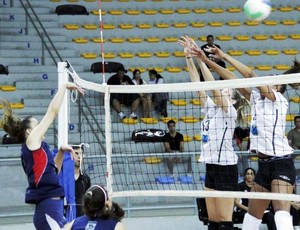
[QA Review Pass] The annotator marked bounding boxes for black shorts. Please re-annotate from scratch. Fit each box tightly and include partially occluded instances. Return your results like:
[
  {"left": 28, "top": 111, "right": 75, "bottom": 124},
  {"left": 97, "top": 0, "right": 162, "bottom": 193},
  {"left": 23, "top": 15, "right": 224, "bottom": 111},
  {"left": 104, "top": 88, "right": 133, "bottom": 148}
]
[
  {"left": 111, "top": 93, "right": 139, "bottom": 106},
  {"left": 254, "top": 156, "right": 296, "bottom": 191},
  {"left": 205, "top": 164, "right": 238, "bottom": 191}
]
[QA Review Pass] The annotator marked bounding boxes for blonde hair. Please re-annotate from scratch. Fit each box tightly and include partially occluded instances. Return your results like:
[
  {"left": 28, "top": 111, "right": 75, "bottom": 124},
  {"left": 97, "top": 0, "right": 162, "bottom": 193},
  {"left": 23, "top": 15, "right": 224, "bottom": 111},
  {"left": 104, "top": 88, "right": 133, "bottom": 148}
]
[{"left": 233, "top": 92, "right": 251, "bottom": 128}]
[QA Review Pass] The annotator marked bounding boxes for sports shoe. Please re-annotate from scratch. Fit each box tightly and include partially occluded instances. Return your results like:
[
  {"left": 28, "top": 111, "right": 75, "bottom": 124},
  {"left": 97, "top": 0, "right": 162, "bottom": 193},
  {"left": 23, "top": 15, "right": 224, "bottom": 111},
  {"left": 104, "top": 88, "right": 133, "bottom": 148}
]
[
  {"left": 130, "top": 112, "right": 138, "bottom": 119},
  {"left": 119, "top": 112, "right": 126, "bottom": 120}
]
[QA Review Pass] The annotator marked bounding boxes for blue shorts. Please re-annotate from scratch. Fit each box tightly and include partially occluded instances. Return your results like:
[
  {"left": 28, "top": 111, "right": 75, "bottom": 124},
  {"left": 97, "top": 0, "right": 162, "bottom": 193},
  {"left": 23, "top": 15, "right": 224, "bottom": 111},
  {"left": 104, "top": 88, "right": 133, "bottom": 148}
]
[{"left": 34, "top": 198, "right": 66, "bottom": 230}]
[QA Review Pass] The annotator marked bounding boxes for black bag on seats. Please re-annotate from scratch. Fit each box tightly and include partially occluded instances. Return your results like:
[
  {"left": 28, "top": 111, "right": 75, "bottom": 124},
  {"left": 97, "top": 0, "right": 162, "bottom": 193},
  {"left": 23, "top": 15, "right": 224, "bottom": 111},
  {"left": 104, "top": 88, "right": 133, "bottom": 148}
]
[
  {"left": 131, "top": 129, "right": 166, "bottom": 143},
  {"left": 91, "top": 62, "right": 126, "bottom": 74},
  {"left": 55, "top": 4, "right": 89, "bottom": 15},
  {"left": 2, "top": 134, "right": 18, "bottom": 144}
]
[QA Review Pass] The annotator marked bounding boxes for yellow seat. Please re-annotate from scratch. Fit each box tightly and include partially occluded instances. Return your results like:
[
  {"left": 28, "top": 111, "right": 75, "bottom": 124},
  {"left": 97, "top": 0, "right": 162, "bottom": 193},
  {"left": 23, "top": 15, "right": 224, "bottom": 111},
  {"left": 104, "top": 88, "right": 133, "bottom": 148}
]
[
  {"left": 171, "top": 99, "right": 188, "bottom": 106},
  {"left": 147, "top": 67, "right": 164, "bottom": 73},
  {"left": 108, "top": 10, "right": 122, "bottom": 15},
  {"left": 163, "top": 37, "right": 178, "bottom": 42},
  {"left": 245, "top": 50, "right": 261, "bottom": 56},
  {"left": 127, "top": 37, "right": 142, "bottom": 43},
  {"left": 295, "top": 6, "right": 300, "bottom": 11},
  {"left": 118, "top": 0, "right": 129, "bottom": 2},
  {"left": 90, "top": 10, "right": 106, "bottom": 15},
  {"left": 190, "top": 99, "right": 201, "bottom": 106},
  {"left": 183, "top": 66, "right": 189, "bottom": 72},
  {"left": 141, "top": 118, "right": 158, "bottom": 124},
  {"left": 10, "top": 103, "right": 25, "bottom": 109},
  {"left": 282, "top": 49, "right": 298, "bottom": 55},
  {"left": 173, "top": 51, "right": 185, "bottom": 57},
  {"left": 227, "top": 50, "right": 243, "bottom": 56},
  {"left": 193, "top": 8, "right": 207, "bottom": 14},
  {"left": 190, "top": 21, "right": 205, "bottom": 28},
  {"left": 118, "top": 52, "right": 134, "bottom": 58},
  {"left": 64, "top": 24, "right": 79, "bottom": 30},
  {"left": 136, "top": 52, "right": 152, "bottom": 58},
  {"left": 176, "top": 8, "right": 190, "bottom": 14},
  {"left": 289, "top": 34, "right": 300, "bottom": 40},
  {"left": 122, "top": 118, "right": 138, "bottom": 125},
  {"left": 82, "top": 24, "right": 98, "bottom": 30},
  {"left": 109, "top": 37, "right": 124, "bottom": 43},
  {"left": 160, "top": 117, "right": 178, "bottom": 123},
  {"left": 159, "top": 9, "right": 174, "bottom": 14},
  {"left": 255, "top": 65, "right": 272, "bottom": 71},
  {"left": 81, "top": 52, "right": 97, "bottom": 59},
  {"left": 252, "top": 34, "right": 268, "bottom": 40},
  {"left": 208, "top": 21, "right": 223, "bottom": 27},
  {"left": 67, "top": 0, "right": 79, "bottom": 2},
  {"left": 180, "top": 116, "right": 199, "bottom": 123},
  {"left": 249, "top": 156, "right": 258, "bottom": 161},
  {"left": 125, "top": 9, "right": 140, "bottom": 15},
  {"left": 264, "top": 49, "right": 280, "bottom": 55},
  {"left": 278, "top": 6, "right": 293, "bottom": 12},
  {"left": 226, "top": 66, "right": 235, "bottom": 71},
  {"left": 263, "top": 20, "right": 278, "bottom": 26},
  {"left": 145, "top": 37, "right": 160, "bottom": 43},
  {"left": 144, "top": 157, "right": 161, "bottom": 164},
  {"left": 173, "top": 22, "right": 187, "bottom": 28},
  {"left": 274, "top": 64, "right": 290, "bottom": 70},
  {"left": 286, "top": 114, "right": 295, "bottom": 121},
  {"left": 155, "top": 23, "right": 169, "bottom": 28},
  {"left": 165, "top": 66, "right": 181, "bottom": 73},
  {"left": 84, "top": 0, "right": 96, "bottom": 2},
  {"left": 50, "top": 0, "right": 61, "bottom": 2},
  {"left": 102, "top": 24, "right": 115, "bottom": 29},
  {"left": 194, "top": 135, "right": 202, "bottom": 142},
  {"left": 0, "top": 85, "right": 16, "bottom": 91},
  {"left": 128, "top": 67, "right": 146, "bottom": 73},
  {"left": 209, "top": 8, "right": 224, "bottom": 13},
  {"left": 226, "top": 21, "right": 241, "bottom": 26},
  {"left": 142, "top": 9, "right": 157, "bottom": 15},
  {"left": 72, "top": 38, "right": 89, "bottom": 44},
  {"left": 101, "top": 53, "right": 115, "bottom": 59},
  {"left": 235, "top": 35, "right": 250, "bottom": 41},
  {"left": 136, "top": 23, "right": 151, "bottom": 29},
  {"left": 154, "top": 52, "right": 170, "bottom": 58},
  {"left": 91, "top": 37, "right": 106, "bottom": 43},
  {"left": 281, "top": 20, "right": 297, "bottom": 26},
  {"left": 290, "top": 97, "right": 300, "bottom": 103},
  {"left": 244, "top": 20, "right": 259, "bottom": 26},
  {"left": 135, "top": 0, "right": 146, "bottom": 1},
  {"left": 118, "top": 23, "right": 134, "bottom": 29},
  {"left": 247, "top": 66, "right": 255, "bottom": 70},
  {"left": 183, "top": 135, "right": 193, "bottom": 142},
  {"left": 227, "top": 7, "right": 241, "bottom": 13},
  {"left": 102, "top": 0, "right": 112, "bottom": 1},
  {"left": 216, "top": 35, "right": 232, "bottom": 41},
  {"left": 198, "top": 36, "right": 206, "bottom": 42},
  {"left": 271, "top": 34, "right": 286, "bottom": 40}
]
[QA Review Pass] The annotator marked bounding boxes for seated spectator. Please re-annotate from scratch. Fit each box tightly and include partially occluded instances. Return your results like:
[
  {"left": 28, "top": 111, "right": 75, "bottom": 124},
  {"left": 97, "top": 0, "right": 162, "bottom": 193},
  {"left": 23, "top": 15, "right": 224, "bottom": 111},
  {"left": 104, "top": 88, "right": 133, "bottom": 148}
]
[
  {"left": 107, "top": 67, "right": 140, "bottom": 120},
  {"left": 163, "top": 119, "right": 192, "bottom": 177},
  {"left": 288, "top": 115, "right": 300, "bottom": 149},
  {"left": 65, "top": 185, "right": 125, "bottom": 230},
  {"left": 132, "top": 69, "right": 152, "bottom": 118},
  {"left": 234, "top": 168, "right": 276, "bottom": 230},
  {"left": 200, "top": 35, "right": 226, "bottom": 80},
  {"left": 148, "top": 69, "right": 168, "bottom": 117}
]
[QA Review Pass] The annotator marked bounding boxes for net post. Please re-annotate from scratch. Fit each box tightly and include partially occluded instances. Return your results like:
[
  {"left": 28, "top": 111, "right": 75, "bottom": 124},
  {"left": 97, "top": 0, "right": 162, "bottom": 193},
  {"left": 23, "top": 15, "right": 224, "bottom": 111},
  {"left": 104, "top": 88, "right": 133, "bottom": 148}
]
[
  {"left": 103, "top": 83, "right": 113, "bottom": 197},
  {"left": 57, "top": 61, "right": 69, "bottom": 148}
]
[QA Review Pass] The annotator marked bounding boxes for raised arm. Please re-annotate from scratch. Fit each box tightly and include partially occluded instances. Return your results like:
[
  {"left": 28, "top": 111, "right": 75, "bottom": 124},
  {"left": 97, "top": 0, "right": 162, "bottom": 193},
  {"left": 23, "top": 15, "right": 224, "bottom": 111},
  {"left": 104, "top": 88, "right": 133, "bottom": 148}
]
[{"left": 26, "top": 82, "right": 84, "bottom": 150}]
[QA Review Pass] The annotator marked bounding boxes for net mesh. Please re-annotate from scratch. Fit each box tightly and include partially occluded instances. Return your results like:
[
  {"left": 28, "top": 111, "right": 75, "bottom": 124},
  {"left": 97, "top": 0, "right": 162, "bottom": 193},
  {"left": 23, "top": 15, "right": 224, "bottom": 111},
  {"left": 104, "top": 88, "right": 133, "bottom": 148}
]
[{"left": 64, "top": 63, "right": 300, "bottom": 202}]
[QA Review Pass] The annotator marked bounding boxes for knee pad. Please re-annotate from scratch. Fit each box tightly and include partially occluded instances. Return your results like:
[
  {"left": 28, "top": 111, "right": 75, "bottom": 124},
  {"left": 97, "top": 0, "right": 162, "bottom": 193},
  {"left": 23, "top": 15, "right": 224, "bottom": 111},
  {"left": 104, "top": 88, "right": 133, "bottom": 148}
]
[
  {"left": 274, "top": 210, "right": 293, "bottom": 230},
  {"left": 242, "top": 213, "right": 261, "bottom": 230}
]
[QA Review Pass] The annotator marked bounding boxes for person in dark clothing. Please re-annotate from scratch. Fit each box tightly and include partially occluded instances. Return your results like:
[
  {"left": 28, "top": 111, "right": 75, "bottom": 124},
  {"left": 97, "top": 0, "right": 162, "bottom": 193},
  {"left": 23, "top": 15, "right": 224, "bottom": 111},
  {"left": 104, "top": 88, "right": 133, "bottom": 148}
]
[{"left": 107, "top": 67, "right": 140, "bottom": 120}]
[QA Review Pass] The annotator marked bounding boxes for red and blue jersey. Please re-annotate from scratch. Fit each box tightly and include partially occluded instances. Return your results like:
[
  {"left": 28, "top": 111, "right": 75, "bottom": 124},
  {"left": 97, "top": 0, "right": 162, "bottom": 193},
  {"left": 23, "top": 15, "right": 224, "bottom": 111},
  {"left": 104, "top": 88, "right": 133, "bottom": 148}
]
[
  {"left": 71, "top": 215, "right": 119, "bottom": 230},
  {"left": 21, "top": 141, "right": 64, "bottom": 204}
]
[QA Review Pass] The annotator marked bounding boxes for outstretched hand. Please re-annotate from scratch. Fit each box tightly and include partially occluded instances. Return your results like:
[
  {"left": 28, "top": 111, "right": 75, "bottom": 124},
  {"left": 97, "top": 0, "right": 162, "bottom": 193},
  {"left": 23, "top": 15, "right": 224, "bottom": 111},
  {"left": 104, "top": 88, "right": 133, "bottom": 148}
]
[
  {"left": 177, "top": 35, "right": 198, "bottom": 57},
  {"left": 204, "top": 45, "right": 226, "bottom": 61},
  {"left": 66, "top": 82, "right": 85, "bottom": 95},
  {"left": 60, "top": 145, "right": 77, "bottom": 160}
]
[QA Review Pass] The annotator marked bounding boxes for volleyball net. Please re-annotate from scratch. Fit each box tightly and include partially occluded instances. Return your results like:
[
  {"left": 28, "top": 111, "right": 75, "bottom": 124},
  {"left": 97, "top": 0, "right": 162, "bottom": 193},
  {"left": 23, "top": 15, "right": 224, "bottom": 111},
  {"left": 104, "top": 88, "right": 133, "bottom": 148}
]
[{"left": 58, "top": 61, "right": 300, "bottom": 202}]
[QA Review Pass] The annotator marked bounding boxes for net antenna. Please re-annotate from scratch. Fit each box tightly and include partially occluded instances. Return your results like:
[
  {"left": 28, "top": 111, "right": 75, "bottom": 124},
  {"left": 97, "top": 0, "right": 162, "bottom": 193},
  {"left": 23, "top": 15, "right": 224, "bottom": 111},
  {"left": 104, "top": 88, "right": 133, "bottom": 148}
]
[{"left": 58, "top": 61, "right": 300, "bottom": 202}]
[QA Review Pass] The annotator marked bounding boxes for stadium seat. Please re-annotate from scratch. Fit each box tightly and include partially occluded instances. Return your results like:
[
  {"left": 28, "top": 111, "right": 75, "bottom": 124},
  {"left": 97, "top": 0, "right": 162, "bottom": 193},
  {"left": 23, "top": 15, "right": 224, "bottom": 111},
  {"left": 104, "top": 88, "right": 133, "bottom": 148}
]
[
  {"left": 278, "top": 6, "right": 293, "bottom": 12},
  {"left": 127, "top": 37, "right": 142, "bottom": 43},
  {"left": 0, "top": 64, "right": 9, "bottom": 75},
  {"left": 155, "top": 23, "right": 169, "bottom": 28},
  {"left": 136, "top": 23, "right": 151, "bottom": 29},
  {"left": 263, "top": 20, "right": 278, "bottom": 26},
  {"left": 295, "top": 6, "right": 300, "bottom": 11},
  {"left": 226, "top": 21, "right": 241, "bottom": 26},
  {"left": 281, "top": 20, "right": 297, "bottom": 25},
  {"left": 264, "top": 49, "right": 280, "bottom": 55},
  {"left": 216, "top": 35, "right": 232, "bottom": 41},
  {"left": 290, "top": 97, "right": 300, "bottom": 103},
  {"left": 72, "top": 38, "right": 89, "bottom": 43},
  {"left": 10, "top": 102, "right": 25, "bottom": 109},
  {"left": 180, "top": 116, "right": 198, "bottom": 123},
  {"left": 163, "top": 37, "right": 178, "bottom": 42},
  {"left": 193, "top": 135, "right": 201, "bottom": 142},
  {"left": 274, "top": 64, "right": 290, "bottom": 70},
  {"left": 159, "top": 9, "right": 174, "bottom": 14},
  {"left": 101, "top": 53, "right": 115, "bottom": 59},
  {"left": 108, "top": 10, "right": 122, "bottom": 15},
  {"left": 226, "top": 66, "right": 235, "bottom": 71},
  {"left": 173, "top": 22, "right": 187, "bottom": 28},
  {"left": 102, "top": 24, "right": 115, "bottom": 29},
  {"left": 271, "top": 34, "right": 286, "bottom": 40},
  {"left": 154, "top": 52, "right": 170, "bottom": 58},
  {"left": 84, "top": 0, "right": 96, "bottom": 2},
  {"left": 199, "top": 36, "right": 206, "bottom": 42},
  {"left": 81, "top": 52, "right": 97, "bottom": 59},
  {"left": 145, "top": 37, "right": 160, "bottom": 43},
  {"left": 193, "top": 8, "right": 207, "bottom": 14},
  {"left": 235, "top": 35, "right": 250, "bottom": 41},
  {"left": 50, "top": 0, "right": 62, "bottom": 2},
  {"left": 172, "top": 51, "right": 185, "bottom": 57},
  {"left": 140, "top": 118, "right": 158, "bottom": 124},
  {"left": 122, "top": 118, "right": 138, "bottom": 125},
  {"left": 209, "top": 8, "right": 224, "bottom": 13},
  {"left": 171, "top": 99, "right": 188, "bottom": 106},
  {"left": 136, "top": 52, "right": 152, "bottom": 58},
  {"left": 67, "top": 0, "right": 79, "bottom": 3},
  {"left": 286, "top": 114, "right": 295, "bottom": 122},
  {"left": 289, "top": 34, "right": 300, "bottom": 40},
  {"left": 190, "top": 99, "right": 201, "bottom": 106},
  {"left": 90, "top": 61, "right": 125, "bottom": 73},
  {"left": 165, "top": 66, "right": 182, "bottom": 73},
  {"left": 176, "top": 8, "right": 190, "bottom": 14},
  {"left": 252, "top": 34, "right": 268, "bottom": 40},
  {"left": 160, "top": 117, "right": 178, "bottom": 123},
  {"left": 208, "top": 21, "right": 223, "bottom": 27},
  {"left": 244, "top": 20, "right": 259, "bottom": 26},
  {"left": 64, "top": 24, "right": 80, "bottom": 30},
  {"left": 142, "top": 9, "right": 157, "bottom": 15},
  {"left": 227, "top": 7, "right": 241, "bottom": 13},
  {"left": 178, "top": 176, "right": 193, "bottom": 184},
  {"left": 227, "top": 50, "right": 243, "bottom": 56},
  {"left": 82, "top": 24, "right": 98, "bottom": 30},
  {"left": 282, "top": 49, "right": 298, "bottom": 55},
  {"left": 125, "top": 9, "right": 140, "bottom": 15},
  {"left": 155, "top": 176, "right": 175, "bottom": 184},
  {"left": 118, "top": 23, "right": 134, "bottom": 29},
  {"left": 183, "top": 135, "right": 192, "bottom": 142},
  {"left": 55, "top": 4, "right": 89, "bottom": 15},
  {"left": 90, "top": 10, "right": 106, "bottom": 15},
  {"left": 255, "top": 65, "right": 272, "bottom": 71},
  {"left": 190, "top": 21, "right": 205, "bottom": 28},
  {"left": 128, "top": 67, "right": 146, "bottom": 72},
  {"left": 0, "top": 85, "right": 16, "bottom": 91},
  {"left": 245, "top": 50, "right": 261, "bottom": 56},
  {"left": 144, "top": 157, "right": 161, "bottom": 164},
  {"left": 109, "top": 37, "right": 124, "bottom": 43},
  {"left": 118, "top": 52, "right": 134, "bottom": 58},
  {"left": 90, "top": 37, "right": 106, "bottom": 43}
]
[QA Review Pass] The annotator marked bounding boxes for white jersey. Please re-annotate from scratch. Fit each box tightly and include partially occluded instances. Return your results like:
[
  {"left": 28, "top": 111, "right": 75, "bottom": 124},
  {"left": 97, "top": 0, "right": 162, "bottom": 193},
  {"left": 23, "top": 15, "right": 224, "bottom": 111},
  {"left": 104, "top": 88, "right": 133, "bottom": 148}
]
[
  {"left": 250, "top": 90, "right": 293, "bottom": 156},
  {"left": 200, "top": 96, "right": 238, "bottom": 165}
]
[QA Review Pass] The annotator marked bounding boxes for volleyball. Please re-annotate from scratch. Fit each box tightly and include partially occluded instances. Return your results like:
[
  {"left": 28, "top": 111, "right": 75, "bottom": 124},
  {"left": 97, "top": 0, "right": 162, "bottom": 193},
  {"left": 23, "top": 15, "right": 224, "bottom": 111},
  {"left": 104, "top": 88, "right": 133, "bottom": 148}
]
[{"left": 243, "top": 0, "right": 272, "bottom": 21}]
